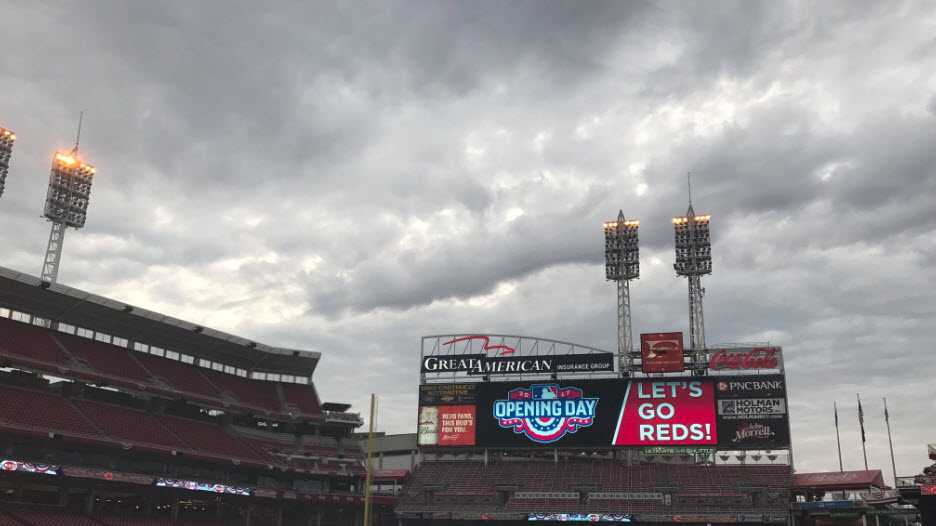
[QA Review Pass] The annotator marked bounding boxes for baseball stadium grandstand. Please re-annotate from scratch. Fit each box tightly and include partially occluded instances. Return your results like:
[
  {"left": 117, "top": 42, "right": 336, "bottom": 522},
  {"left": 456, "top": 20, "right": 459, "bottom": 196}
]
[
  {"left": 0, "top": 266, "right": 366, "bottom": 525},
  {"left": 396, "top": 456, "right": 792, "bottom": 522}
]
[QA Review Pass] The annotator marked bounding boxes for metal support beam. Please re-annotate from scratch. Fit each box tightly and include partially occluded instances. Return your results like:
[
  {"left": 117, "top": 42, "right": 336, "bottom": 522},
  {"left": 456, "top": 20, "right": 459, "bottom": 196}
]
[
  {"left": 688, "top": 274, "right": 705, "bottom": 350},
  {"left": 41, "top": 221, "right": 67, "bottom": 283},
  {"left": 617, "top": 279, "right": 633, "bottom": 372}
]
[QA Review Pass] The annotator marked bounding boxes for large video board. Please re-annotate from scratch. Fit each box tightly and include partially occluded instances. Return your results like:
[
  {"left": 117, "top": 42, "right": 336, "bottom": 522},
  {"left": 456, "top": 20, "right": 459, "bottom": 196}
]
[{"left": 417, "top": 376, "right": 789, "bottom": 450}]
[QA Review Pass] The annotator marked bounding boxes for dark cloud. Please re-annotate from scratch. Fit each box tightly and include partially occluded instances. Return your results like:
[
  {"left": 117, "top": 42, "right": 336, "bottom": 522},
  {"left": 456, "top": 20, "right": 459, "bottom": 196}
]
[{"left": 0, "top": 0, "right": 934, "bottom": 477}]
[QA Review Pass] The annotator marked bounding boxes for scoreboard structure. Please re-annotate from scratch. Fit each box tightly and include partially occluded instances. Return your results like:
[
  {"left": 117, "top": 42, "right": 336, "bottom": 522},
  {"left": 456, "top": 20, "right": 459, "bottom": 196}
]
[{"left": 418, "top": 334, "right": 791, "bottom": 458}]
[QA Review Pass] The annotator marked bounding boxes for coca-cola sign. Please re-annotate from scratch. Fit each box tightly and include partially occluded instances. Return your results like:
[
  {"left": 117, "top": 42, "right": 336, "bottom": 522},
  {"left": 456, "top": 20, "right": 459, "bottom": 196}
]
[{"left": 708, "top": 347, "right": 781, "bottom": 371}]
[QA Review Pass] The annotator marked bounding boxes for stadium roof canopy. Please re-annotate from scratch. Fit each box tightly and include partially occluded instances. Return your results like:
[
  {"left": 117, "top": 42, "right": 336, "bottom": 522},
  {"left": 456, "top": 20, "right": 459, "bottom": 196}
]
[
  {"left": 792, "top": 470, "right": 886, "bottom": 491},
  {"left": 0, "top": 265, "right": 319, "bottom": 376}
]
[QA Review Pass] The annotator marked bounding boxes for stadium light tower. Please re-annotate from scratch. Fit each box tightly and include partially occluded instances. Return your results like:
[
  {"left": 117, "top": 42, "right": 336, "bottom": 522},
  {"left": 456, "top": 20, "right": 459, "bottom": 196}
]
[
  {"left": 672, "top": 177, "right": 711, "bottom": 351},
  {"left": 0, "top": 126, "right": 16, "bottom": 199},
  {"left": 40, "top": 114, "right": 95, "bottom": 283},
  {"left": 604, "top": 210, "right": 639, "bottom": 374}
]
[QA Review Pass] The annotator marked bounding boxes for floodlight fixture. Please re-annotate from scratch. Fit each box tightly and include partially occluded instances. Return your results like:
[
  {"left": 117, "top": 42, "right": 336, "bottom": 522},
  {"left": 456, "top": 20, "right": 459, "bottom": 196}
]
[
  {"left": 0, "top": 126, "right": 16, "bottom": 199},
  {"left": 604, "top": 212, "right": 640, "bottom": 280},
  {"left": 40, "top": 113, "right": 95, "bottom": 284},
  {"left": 603, "top": 210, "right": 639, "bottom": 374}
]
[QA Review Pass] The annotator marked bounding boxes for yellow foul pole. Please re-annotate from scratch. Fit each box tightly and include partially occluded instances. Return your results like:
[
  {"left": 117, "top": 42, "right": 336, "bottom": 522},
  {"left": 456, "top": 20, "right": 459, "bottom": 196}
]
[{"left": 363, "top": 393, "right": 377, "bottom": 526}]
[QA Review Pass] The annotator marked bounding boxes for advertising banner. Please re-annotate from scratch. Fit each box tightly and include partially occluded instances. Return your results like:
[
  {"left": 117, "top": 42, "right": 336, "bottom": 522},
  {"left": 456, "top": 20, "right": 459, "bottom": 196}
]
[
  {"left": 718, "top": 399, "right": 787, "bottom": 418},
  {"left": 640, "top": 332, "right": 685, "bottom": 373},
  {"left": 717, "top": 420, "right": 790, "bottom": 449},
  {"left": 419, "top": 383, "right": 478, "bottom": 405},
  {"left": 528, "top": 513, "right": 632, "bottom": 522},
  {"left": 714, "top": 376, "right": 786, "bottom": 399},
  {"left": 421, "top": 353, "right": 614, "bottom": 376},
  {"left": 0, "top": 459, "right": 59, "bottom": 476},
  {"left": 715, "top": 375, "right": 789, "bottom": 449},
  {"left": 62, "top": 466, "right": 154, "bottom": 485},
  {"left": 708, "top": 348, "right": 781, "bottom": 372},
  {"left": 419, "top": 376, "right": 788, "bottom": 449},
  {"left": 612, "top": 380, "right": 717, "bottom": 446},
  {"left": 417, "top": 405, "right": 477, "bottom": 446},
  {"left": 155, "top": 478, "right": 252, "bottom": 496}
]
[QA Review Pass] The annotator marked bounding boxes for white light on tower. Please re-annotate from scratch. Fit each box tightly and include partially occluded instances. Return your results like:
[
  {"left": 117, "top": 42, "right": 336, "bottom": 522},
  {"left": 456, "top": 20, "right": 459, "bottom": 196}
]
[
  {"left": 603, "top": 210, "right": 639, "bottom": 375},
  {"left": 673, "top": 203, "right": 711, "bottom": 351},
  {"left": 0, "top": 127, "right": 16, "bottom": 199},
  {"left": 41, "top": 115, "right": 95, "bottom": 283}
]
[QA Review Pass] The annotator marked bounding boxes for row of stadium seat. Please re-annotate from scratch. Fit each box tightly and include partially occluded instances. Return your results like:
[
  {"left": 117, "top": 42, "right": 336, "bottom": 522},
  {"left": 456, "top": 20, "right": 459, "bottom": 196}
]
[
  {"left": 0, "top": 509, "right": 225, "bottom": 526},
  {"left": 0, "top": 384, "right": 360, "bottom": 471},
  {"left": 397, "top": 460, "right": 791, "bottom": 515},
  {"left": 0, "top": 317, "right": 321, "bottom": 418}
]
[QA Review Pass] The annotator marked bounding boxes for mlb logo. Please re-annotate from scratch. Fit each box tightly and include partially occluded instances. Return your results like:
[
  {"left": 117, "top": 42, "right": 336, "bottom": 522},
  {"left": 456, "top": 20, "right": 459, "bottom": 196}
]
[{"left": 535, "top": 386, "right": 558, "bottom": 399}]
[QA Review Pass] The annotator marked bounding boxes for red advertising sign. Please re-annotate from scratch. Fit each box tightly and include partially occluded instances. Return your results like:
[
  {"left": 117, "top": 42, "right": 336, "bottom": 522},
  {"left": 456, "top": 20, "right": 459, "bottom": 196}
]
[
  {"left": 922, "top": 484, "right": 936, "bottom": 496},
  {"left": 611, "top": 380, "right": 717, "bottom": 446},
  {"left": 708, "top": 347, "right": 780, "bottom": 371},
  {"left": 640, "top": 333, "right": 684, "bottom": 373},
  {"left": 437, "top": 405, "right": 476, "bottom": 446}
]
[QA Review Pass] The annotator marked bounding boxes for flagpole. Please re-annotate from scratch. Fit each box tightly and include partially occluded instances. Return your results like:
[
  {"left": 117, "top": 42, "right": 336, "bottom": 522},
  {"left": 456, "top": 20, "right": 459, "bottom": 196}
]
[
  {"left": 834, "top": 401, "right": 844, "bottom": 472},
  {"left": 857, "top": 393, "right": 868, "bottom": 471},
  {"left": 884, "top": 397, "right": 898, "bottom": 488}
]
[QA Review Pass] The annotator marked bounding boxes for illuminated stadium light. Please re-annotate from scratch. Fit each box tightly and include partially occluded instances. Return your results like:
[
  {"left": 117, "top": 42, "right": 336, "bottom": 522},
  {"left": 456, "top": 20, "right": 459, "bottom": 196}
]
[
  {"left": 0, "top": 126, "right": 16, "bottom": 199},
  {"left": 673, "top": 175, "right": 712, "bottom": 352},
  {"left": 603, "top": 210, "right": 639, "bottom": 375},
  {"left": 40, "top": 113, "right": 95, "bottom": 283}
]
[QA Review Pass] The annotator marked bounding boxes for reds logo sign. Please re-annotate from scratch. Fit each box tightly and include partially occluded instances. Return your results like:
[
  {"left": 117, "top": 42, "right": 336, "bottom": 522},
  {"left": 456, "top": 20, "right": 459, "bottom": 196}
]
[
  {"left": 640, "top": 332, "right": 684, "bottom": 373},
  {"left": 492, "top": 384, "right": 597, "bottom": 444},
  {"left": 443, "top": 335, "right": 516, "bottom": 356}
]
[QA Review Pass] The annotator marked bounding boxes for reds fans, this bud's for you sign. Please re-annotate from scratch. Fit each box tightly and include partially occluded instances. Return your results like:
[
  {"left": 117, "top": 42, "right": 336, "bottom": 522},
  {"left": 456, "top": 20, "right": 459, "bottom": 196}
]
[
  {"left": 611, "top": 380, "right": 717, "bottom": 446},
  {"left": 640, "top": 332, "right": 685, "bottom": 373}
]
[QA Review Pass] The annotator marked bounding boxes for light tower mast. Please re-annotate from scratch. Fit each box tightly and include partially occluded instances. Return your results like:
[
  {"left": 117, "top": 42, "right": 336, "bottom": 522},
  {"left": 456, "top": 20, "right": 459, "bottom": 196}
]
[
  {"left": 0, "top": 126, "right": 16, "bottom": 199},
  {"left": 603, "top": 211, "right": 639, "bottom": 375},
  {"left": 672, "top": 177, "right": 711, "bottom": 352},
  {"left": 41, "top": 114, "right": 96, "bottom": 283}
]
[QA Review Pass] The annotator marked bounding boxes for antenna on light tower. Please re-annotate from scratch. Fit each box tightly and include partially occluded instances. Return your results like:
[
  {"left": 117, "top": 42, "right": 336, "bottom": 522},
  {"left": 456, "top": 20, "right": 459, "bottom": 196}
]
[
  {"left": 673, "top": 173, "right": 712, "bottom": 359},
  {"left": 0, "top": 125, "right": 16, "bottom": 200},
  {"left": 603, "top": 210, "right": 640, "bottom": 376},
  {"left": 40, "top": 112, "right": 96, "bottom": 284}
]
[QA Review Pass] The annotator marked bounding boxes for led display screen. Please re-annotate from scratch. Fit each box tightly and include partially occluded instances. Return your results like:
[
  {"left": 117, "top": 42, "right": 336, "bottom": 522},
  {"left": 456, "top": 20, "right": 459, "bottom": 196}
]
[
  {"left": 0, "top": 459, "right": 59, "bottom": 476},
  {"left": 418, "top": 377, "right": 790, "bottom": 449},
  {"left": 155, "top": 478, "right": 252, "bottom": 496}
]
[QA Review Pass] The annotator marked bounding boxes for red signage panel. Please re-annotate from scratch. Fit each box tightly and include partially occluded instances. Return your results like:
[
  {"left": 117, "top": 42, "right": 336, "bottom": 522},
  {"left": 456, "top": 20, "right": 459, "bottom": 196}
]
[
  {"left": 437, "top": 405, "right": 476, "bottom": 446},
  {"left": 708, "top": 347, "right": 780, "bottom": 371},
  {"left": 922, "top": 484, "right": 936, "bottom": 496},
  {"left": 641, "top": 332, "right": 685, "bottom": 373},
  {"left": 611, "top": 380, "right": 717, "bottom": 446}
]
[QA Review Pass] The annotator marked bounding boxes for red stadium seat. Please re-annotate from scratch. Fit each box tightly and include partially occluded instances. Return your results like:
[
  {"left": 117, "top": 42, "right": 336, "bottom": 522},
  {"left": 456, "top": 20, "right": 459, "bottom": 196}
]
[
  {"left": 0, "top": 384, "right": 98, "bottom": 438},
  {"left": 160, "top": 415, "right": 265, "bottom": 463},
  {"left": 8, "top": 508, "right": 104, "bottom": 526},
  {"left": 72, "top": 399, "right": 187, "bottom": 451},
  {"left": 130, "top": 353, "right": 222, "bottom": 401},
  {"left": 56, "top": 333, "right": 154, "bottom": 386},
  {"left": 280, "top": 383, "right": 322, "bottom": 416},
  {"left": 199, "top": 370, "right": 282, "bottom": 414},
  {"left": 0, "top": 317, "right": 70, "bottom": 366}
]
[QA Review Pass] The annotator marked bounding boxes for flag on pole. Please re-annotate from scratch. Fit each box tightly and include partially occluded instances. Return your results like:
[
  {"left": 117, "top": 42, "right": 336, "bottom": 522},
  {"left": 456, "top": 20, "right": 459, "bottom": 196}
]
[
  {"left": 857, "top": 393, "right": 869, "bottom": 470},
  {"left": 834, "top": 402, "right": 839, "bottom": 427},
  {"left": 858, "top": 395, "right": 866, "bottom": 443}
]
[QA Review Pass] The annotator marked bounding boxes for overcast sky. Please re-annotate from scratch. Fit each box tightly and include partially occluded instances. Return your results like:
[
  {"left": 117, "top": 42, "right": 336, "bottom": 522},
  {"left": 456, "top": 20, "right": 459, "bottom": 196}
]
[{"left": 1, "top": 1, "right": 934, "bottom": 478}]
